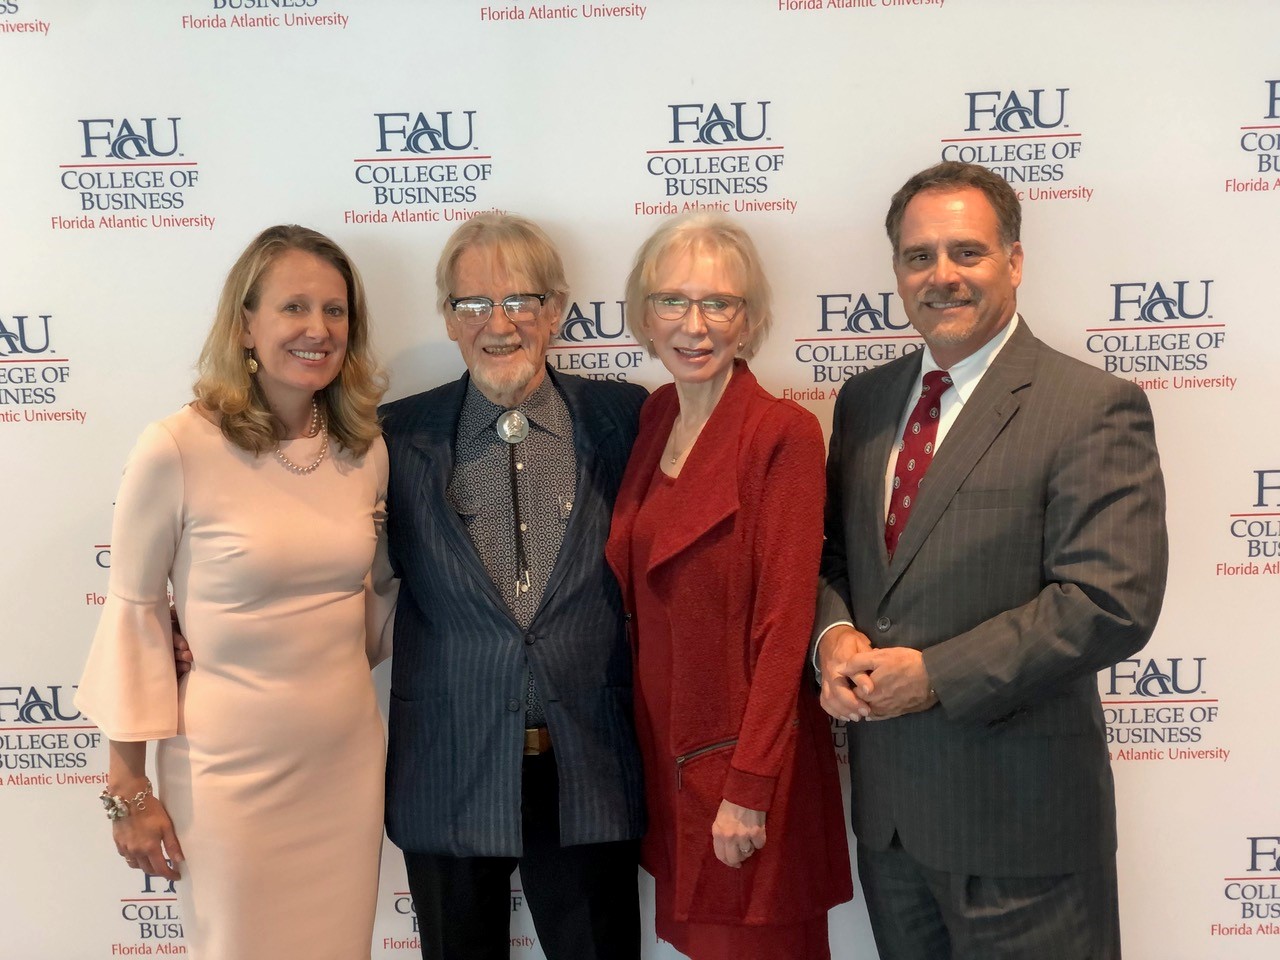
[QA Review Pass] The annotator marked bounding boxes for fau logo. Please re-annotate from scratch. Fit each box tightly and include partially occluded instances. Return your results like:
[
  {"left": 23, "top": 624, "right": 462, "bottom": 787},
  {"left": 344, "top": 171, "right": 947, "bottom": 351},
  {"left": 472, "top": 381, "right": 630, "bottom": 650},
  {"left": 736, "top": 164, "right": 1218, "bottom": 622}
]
[
  {"left": 1247, "top": 837, "right": 1280, "bottom": 873},
  {"left": 965, "top": 88, "right": 1068, "bottom": 133},
  {"left": 375, "top": 111, "right": 476, "bottom": 153},
  {"left": 1110, "top": 280, "right": 1212, "bottom": 323},
  {"left": 1267, "top": 80, "right": 1280, "bottom": 121},
  {"left": 1253, "top": 470, "right": 1280, "bottom": 508},
  {"left": 1103, "top": 658, "right": 1205, "bottom": 698},
  {"left": 79, "top": 118, "right": 181, "bottom": 160},
  {"left": 0, "top": 685, "right": 81, "bottom": 724},
  {"left": 0, "top": 314, "right": 52, "bottom": 356},
  {"left": 816, "top": 292, "right": 907, "bottom": 334},
  {"left": 669, "top": 101, "right": 769, "bottom": 146},
  {"left": 557, "top": 300, "right": 627, "bottom": 343}
]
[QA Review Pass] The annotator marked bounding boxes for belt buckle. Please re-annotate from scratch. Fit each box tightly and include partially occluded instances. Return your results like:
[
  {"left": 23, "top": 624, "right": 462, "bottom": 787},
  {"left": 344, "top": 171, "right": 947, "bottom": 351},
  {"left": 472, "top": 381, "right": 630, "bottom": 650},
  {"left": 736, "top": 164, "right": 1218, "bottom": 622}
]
[{"left": 523, "top": 726, "right": 551, "bottom": 756}]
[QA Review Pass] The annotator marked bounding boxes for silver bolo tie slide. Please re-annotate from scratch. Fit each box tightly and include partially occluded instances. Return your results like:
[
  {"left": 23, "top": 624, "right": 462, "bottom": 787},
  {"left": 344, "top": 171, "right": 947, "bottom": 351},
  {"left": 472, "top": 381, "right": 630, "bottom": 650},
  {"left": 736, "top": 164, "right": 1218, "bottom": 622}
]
[{"left": 497, "top": 409, "right": 529, "bottom": 444}]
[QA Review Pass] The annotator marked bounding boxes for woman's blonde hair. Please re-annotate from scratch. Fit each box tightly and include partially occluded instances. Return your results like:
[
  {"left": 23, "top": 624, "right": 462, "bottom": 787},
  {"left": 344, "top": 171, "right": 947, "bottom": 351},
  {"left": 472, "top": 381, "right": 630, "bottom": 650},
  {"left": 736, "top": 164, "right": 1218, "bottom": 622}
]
[
  {"left": 193, "top": 225, "right": 385, "bottom": 457},
  {"left": 624, "top": 212, "right": 773, "bottom": 359}
]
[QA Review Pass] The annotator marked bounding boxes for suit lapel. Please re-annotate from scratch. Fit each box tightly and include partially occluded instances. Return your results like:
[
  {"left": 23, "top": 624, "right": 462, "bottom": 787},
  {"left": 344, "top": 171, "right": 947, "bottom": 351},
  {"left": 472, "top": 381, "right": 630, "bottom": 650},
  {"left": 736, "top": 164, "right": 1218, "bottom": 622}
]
[
  {"left": 603, "top": 386, "right": 665, "bottom": 602},
  {"left": 404, "top": 374, "right": 513, "bottom": 616},
  {"left": 859, "top": 356, "right": 921, "bottom": 577},
  {"left": 885, "top": 322, "right": 1038, "bottom": 584},
  {"left": 539, "top": 369, "right": 617, "bottom": 607}
]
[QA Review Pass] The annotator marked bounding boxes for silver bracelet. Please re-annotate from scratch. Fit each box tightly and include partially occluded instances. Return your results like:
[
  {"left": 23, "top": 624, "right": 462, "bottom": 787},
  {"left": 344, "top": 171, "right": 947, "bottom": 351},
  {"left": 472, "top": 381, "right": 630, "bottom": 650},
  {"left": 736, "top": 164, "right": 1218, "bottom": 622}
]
[{"left": 100, "top": 779, "right": 153, "bottom": 821}]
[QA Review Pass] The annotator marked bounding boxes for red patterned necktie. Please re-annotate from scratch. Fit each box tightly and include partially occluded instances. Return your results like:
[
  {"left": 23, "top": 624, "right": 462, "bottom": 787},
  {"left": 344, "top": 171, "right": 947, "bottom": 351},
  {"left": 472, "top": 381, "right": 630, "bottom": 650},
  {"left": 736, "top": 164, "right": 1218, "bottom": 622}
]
[{"left": 885, "top": 369, "right": 953, "bottom": 559}]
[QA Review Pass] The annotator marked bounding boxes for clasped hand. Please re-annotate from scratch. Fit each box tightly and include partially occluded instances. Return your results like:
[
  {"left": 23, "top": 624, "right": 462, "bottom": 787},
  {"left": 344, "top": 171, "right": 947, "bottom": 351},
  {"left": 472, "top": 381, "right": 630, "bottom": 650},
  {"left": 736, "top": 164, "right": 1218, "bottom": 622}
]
[{"left": 817, "top": 625, "right": 937, "bottom": 722}]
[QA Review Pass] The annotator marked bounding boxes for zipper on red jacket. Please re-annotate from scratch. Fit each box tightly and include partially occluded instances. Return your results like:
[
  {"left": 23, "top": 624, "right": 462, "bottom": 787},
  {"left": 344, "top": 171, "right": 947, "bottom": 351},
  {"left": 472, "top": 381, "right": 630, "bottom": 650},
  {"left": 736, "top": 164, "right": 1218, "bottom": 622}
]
[{"left": 675, "top": 737, "right": 738, "bottom": 790}]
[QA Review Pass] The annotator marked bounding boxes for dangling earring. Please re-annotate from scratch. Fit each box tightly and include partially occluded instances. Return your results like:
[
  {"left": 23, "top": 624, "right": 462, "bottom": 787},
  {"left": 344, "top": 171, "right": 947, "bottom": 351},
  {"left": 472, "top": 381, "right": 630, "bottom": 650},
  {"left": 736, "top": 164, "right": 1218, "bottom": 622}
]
[{"left": 246, "top": 351, "right": 259, "bottom": 375}]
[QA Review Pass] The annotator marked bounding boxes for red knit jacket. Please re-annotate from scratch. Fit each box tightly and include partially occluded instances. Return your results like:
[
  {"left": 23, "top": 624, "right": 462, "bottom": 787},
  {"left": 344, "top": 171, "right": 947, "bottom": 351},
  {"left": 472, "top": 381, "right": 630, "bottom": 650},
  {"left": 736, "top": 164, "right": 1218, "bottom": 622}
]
[{"left": 606, "top": 363, "right": 852, "bottom": 925}]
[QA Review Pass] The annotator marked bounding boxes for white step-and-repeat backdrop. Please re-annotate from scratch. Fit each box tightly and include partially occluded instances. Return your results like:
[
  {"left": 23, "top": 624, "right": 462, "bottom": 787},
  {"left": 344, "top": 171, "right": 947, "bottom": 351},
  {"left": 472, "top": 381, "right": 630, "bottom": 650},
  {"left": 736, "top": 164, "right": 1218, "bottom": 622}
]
[{"left": 3, "top": 1, "right": 1278, "bottom": 957}]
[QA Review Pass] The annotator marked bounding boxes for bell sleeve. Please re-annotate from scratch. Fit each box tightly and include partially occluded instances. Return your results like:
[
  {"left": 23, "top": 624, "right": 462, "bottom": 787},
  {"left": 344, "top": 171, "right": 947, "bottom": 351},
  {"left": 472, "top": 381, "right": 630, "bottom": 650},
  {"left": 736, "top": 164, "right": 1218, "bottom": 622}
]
[{"left": 75, "top": 421, "right": 184, "bottom": 741}]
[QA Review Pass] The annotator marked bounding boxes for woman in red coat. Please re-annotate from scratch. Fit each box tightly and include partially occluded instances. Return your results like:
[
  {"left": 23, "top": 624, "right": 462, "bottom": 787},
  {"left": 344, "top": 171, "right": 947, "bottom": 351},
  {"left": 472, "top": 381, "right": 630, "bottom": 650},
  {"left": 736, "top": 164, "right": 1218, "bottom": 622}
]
[{"left": 605, "top": 213, "right": 852, "bottom": 959}]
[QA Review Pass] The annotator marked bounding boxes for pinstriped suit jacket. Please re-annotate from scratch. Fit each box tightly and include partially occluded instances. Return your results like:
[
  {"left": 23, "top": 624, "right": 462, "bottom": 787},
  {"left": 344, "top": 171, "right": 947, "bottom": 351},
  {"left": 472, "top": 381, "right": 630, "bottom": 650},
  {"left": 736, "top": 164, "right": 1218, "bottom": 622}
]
[
  {"left": 817, "top": 320, "right": 1168, "bottom": 877},
  {"left": 380, "top": 368, "right": 647, "bottom": 857}
]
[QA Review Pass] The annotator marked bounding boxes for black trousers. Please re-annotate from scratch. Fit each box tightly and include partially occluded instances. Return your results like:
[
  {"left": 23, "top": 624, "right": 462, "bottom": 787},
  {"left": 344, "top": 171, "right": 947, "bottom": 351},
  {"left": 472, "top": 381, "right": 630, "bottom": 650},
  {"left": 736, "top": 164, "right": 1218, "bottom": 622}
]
[{"left": 404, "top": 752, "right": 640, "bottom": 960}]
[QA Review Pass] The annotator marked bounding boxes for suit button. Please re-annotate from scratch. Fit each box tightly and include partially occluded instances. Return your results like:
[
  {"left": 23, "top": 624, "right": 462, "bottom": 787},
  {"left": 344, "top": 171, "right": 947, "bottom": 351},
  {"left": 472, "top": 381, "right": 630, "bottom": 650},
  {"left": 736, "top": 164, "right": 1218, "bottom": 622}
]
[
  {"left": 506, "top": 699, "right": 520, "bottom": 712},
  {"left": 524, "top": 633, "right": 536, "bottom": 646},
  {"left": 876, "top": 616, "right": 891, "bottom": 632}
]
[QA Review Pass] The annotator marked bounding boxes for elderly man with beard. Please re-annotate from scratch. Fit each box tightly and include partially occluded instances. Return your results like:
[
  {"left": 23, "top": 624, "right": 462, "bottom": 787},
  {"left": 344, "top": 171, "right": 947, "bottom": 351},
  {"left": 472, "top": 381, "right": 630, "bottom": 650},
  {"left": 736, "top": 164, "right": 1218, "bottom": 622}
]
[{"left": 380, "top": 213, "right": 645, "bottom": 960}]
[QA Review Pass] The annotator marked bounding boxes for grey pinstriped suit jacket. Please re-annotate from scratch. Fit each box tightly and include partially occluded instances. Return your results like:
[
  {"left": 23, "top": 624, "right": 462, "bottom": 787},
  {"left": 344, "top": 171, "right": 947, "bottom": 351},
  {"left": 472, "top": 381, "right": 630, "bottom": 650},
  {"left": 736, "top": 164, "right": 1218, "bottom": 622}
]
[
  {"left": 817, "top": 320, "right": 1168, "bottom": 877},
  {"left": 380, "top": 368, "right": 647, "bottom": 857}
]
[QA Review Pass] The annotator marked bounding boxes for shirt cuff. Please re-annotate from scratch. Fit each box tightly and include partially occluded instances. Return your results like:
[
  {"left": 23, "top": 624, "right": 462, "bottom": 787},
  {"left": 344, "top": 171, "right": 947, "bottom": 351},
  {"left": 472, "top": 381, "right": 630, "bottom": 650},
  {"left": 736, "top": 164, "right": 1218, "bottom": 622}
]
[{"left": 812, "top": 620, "right": 856, "bottom": 683}]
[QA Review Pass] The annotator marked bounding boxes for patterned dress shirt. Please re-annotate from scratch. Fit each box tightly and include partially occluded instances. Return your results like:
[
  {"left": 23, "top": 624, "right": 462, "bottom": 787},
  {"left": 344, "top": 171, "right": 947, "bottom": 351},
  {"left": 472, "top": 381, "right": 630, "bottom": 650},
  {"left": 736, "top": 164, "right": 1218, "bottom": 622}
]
[{"left": 448, "top": 376, "right": 577, "bottom": 726}]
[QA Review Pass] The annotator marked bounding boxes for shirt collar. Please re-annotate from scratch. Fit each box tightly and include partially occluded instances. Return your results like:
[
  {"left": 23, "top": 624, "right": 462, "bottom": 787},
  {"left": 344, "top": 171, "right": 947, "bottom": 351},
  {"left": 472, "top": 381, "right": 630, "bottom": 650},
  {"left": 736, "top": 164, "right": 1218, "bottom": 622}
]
[
  {"left": 919, "top": 313, "right": 1019, "bottom": 405},
  {"left": 456, "top": 371, "right": 571, "bottom": 444}
]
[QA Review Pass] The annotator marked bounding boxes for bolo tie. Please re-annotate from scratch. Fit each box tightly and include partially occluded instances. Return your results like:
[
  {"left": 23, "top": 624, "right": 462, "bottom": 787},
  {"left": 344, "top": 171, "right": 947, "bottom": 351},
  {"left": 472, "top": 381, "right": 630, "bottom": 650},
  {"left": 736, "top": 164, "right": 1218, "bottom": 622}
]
[{"left": 497, "top": 409, "right": 531, "bottom": 601}]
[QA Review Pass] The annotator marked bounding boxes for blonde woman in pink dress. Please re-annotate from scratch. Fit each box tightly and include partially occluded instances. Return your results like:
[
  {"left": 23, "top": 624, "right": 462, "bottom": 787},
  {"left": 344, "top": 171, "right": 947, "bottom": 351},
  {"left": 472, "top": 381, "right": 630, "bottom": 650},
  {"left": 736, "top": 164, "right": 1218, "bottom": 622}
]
[{"left": 76, "top": 225, "right": 396, "bottom": 960}]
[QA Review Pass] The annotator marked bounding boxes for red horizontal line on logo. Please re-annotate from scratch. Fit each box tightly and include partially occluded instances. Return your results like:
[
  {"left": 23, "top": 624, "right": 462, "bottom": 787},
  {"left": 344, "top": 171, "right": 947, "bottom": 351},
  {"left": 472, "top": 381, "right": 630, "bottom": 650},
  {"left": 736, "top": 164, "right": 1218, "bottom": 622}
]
[
  {"left": 59, "top": 162, "right": 198, "bottom": 169},
  {"left": 939, "top": 133, "right": 1081, "bottom": 143},
  {"left": 1100, "top": 699, "right": 1218, "bottom": 705},
  {"left": 645, "top": 146, "right": 784, "bottom": 155},
  {"left": 0, "top": 724, "right": 97, "bottom": 730},
  {"left": 548, "top": 343, "right": 641, "bottom": 350},
  {"left": 1223, "top": 876, "right": 1280, "bottom": 882},
  {"left": 793, "top": 335, "right": 923, "bottom": 342},
  {"left": 119, "top": 898, "right": 178, "bottom": 902},
  {"left": 1239, "top": 124, "right": 1280, "bottom": 130},
  {"left": 350, "top": 155, "right": 492, "bottom": 163},
  {"left": 0, "top": 357, "right": 70, "bottom": 364},
  {"left": 1083, "top": 324, "right": 1226, "bottom": 333},
  {"left": 1229, "top": 512, "right": 1280, "bottom": 517}
]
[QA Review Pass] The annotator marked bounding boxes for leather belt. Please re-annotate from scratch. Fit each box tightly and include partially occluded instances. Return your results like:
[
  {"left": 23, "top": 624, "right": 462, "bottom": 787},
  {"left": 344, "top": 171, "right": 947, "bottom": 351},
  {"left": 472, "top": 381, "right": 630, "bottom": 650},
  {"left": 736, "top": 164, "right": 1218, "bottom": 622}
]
[{"left": 523, "top": 726, "right": 552, "bottom": 756}]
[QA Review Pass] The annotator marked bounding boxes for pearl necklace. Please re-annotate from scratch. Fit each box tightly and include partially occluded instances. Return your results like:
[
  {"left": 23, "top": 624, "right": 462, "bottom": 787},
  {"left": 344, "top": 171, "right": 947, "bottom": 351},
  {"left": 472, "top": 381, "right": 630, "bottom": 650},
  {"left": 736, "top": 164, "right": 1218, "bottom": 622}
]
[{"left": 274, "top": 399, "right": 329, "bottom": 475}]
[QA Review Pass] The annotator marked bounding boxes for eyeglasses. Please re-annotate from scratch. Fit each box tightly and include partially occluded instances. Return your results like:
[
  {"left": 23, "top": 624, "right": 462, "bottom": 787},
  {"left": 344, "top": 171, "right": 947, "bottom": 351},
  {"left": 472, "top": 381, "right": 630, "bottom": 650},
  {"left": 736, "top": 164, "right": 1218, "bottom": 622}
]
[
  {"left": 647, "top": 292, "right": 746, "bottom": 324},
  {"left": 448, "top": 293, "right": 548, "bottom": 325}
]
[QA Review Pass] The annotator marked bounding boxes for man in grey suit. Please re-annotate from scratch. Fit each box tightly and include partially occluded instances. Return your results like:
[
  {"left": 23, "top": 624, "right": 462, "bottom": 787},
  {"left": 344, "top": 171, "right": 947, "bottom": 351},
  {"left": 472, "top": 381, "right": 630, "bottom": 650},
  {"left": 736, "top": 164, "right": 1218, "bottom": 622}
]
[
  {"left": 815, "top": 161, "right": 1167, "bottom": 959},
  {"left": 380, "top": 214, "right": 644, "bottom": 960}
]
